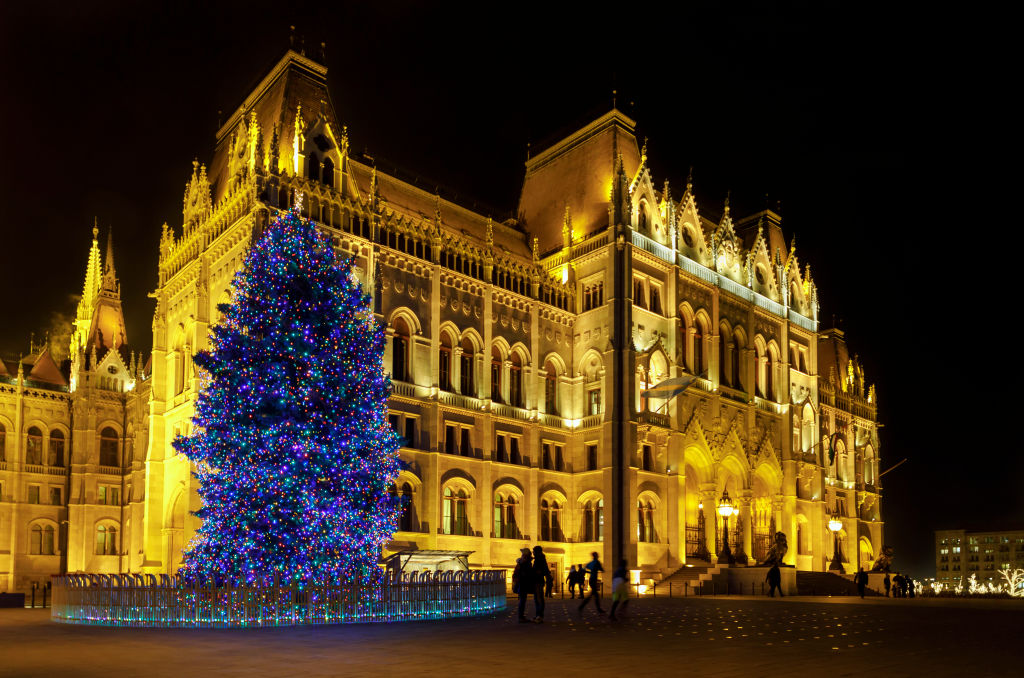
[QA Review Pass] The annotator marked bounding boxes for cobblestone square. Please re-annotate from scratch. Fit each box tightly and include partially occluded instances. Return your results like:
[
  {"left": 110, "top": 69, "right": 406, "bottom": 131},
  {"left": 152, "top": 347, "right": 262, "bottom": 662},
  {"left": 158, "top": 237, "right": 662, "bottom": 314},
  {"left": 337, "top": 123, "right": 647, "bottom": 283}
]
[{"left": 1, "top": 596, "right": 1020, "bottom": 677}]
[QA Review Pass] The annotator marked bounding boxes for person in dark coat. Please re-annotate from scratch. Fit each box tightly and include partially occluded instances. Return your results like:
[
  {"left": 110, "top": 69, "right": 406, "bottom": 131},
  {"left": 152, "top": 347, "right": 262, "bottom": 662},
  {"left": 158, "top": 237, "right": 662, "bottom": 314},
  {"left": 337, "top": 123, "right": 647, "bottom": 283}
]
[
  {"left": 566, "top": 565, "right": 579, "bottom": 598},
  {"left": 907, "top": 576, "right": 916, "bottom": 598},
  {"left": 513, "top": 548, "right": 535, "bottom": 623},
  {"left": 892, "top": 572, "right": 904, "bottom": 598},
  {"left": 883, "top": 573, "right": 891, "bottom": 597},
  {"left": 578, "top": 551, "right": 606, "bottom": 615},
  {"left": 855, "top": 567, "right": 868, "bottom": 599},
  {"left": 766, "top": 564, "right": 783, "bottom": 597},
  {"left": 532, "top": 546, "right": 553, "bottom": 622}
]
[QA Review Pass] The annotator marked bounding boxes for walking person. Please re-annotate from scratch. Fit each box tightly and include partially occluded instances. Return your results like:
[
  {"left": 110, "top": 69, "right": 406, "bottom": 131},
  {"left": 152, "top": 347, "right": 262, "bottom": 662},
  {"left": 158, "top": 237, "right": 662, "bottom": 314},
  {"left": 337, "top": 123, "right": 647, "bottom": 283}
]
[
  {"left": 566, "top": 565, "right": 579, "bottom": 598},
  {"left": 513, "top": 547, "right": 535, "bottom": 623},
  {"left": 532, "top": 546, "right": 553, "bottom": 622},
  {"left": 892, "top": 572, "right": 904, "bottom": 598},
  {"left": 609, "top": 559, "right": 630, "bottom": 621},
  {"left": 907, "top": 576, "right": 916, "bottom": 598},
  {"left": 855, "top": 567, "right": 868, "bottom": 599},
  {"left": 766, "top": 564, "right": 783, "bottom": 597},
  {"left": 883, "top": 573, "right": 891, "bottom": 598},
  {"left": 578, "top": 551, "right": 606, "bottom": 615}
]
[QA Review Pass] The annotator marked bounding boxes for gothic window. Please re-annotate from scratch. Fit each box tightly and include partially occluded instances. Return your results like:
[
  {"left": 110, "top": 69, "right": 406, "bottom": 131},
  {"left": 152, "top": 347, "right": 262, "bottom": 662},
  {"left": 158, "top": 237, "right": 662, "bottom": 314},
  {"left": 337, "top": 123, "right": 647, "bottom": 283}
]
[
  {"left": 439, "top": 333, "right": 453, "bottom": 392},
  {"left": 765, "top": 348, "right": 775, "bottom": 401},
  {"left": 719, "top": 332, "right": 728, "bottom": 383},
  {"left": 731, "top": 336, "right": 742, "bottom": 388},
  {"left": 307, "top": 152, "right": 320, "bottom": 182},
  {"left": 544, "top": 359, "right": 559, "bottom": 415},
  {"left": 582, "top": 499, "right": 604, "bottom": 542},
  {"left": 490, "top": 347, "right": 503, "bottom": 402},
  {"left": 26, "top": 426, "right": 43, "bottom": 465},
  {"left": 442, "top": 487, "right": 470, "bottom": 536},
  {"left": 321, "top": 157, "right": 334, "bottom": 187},
  {"left": 638, "top": 203, "right": 648, "bottom": 232},
  {"left": 48, "top": 430, "right": 65, "bottom": 467},
  {"left": 460, "top": 338, "right": 475, "bottom": 396},
  {"left": 392, "top": 482, "right": 415, "bottom": 532},
  {"left": 392, "top": 319, "right": 410, "bottom": 382},
  {"left": 30, "top": 525, "right": 42, "bottom": 554},
  {"left": 509, "top": 353, "right": 523, "bottom": 408},
  {"left": 95, "top": 525, "right": 117, "bottom": 556},
  {"left": 493, "top": 494, "right": 518, "bottom": 539},
  {"left": 540, "top": 499, "right": 563, "bottom": 541},
  {"left": 649, "top": 284, "right": 662, "bottom": 315},
  {"left": 587, "top": 387, "right": 601, "bottom": 416},
  {"left": 99, "top": 427, "right": 119, "bottom": 467},
  {"left": 586, "top": 443, "right": 598, "bottom": 471},
  {"left": 634, "top": 278, "right": 647, "bottom": 309},
  {"left": 693, "top": 319, "right": 705, "bottom": 374}
]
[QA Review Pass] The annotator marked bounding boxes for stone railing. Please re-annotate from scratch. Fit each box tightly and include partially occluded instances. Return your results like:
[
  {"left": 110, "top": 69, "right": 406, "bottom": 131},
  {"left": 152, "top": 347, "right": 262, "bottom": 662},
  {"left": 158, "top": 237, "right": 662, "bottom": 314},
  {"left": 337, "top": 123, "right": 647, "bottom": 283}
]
[{"left": 51, "top": 570, "right": 506, "bottom": 628}]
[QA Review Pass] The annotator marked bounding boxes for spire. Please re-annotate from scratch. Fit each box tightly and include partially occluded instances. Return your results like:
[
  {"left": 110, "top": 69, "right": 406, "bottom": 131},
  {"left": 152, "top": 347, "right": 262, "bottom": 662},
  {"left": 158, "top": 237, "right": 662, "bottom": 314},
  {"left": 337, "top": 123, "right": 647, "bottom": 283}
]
[
  {"left": 102, "top": 226, "right": 118, "bottom": 294},
  {"left": 71, "top": 221, "right": 104, "bottom": 356}
]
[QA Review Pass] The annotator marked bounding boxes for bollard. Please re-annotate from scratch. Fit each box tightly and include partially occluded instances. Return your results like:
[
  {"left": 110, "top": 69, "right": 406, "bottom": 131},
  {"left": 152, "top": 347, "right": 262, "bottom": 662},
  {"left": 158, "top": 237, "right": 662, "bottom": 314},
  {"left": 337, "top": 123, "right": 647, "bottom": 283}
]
[
  {"left": 653, "top": 583, "right": 656, "bottom": 598},
  {"left": 669, "top": 582, "right": 673, "bottom": 598},
  {"left": 31, "top": 583, "right": 37, "bottom": 609}
]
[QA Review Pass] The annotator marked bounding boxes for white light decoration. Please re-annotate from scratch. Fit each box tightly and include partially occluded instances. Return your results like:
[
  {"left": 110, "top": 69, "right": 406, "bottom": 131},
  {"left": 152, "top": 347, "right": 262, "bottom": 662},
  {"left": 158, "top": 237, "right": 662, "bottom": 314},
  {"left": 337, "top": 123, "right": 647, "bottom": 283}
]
[{"left": 998, "top": 568, "right": 1024, "bottom": 598}]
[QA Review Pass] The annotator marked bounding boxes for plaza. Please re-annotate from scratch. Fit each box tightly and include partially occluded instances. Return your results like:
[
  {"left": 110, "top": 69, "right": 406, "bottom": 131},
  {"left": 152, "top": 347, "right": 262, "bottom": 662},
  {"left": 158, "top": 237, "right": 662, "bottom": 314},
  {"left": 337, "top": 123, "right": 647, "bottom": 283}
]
[{"left": 2, "top": 596, "right": 1019, "bottom": 676}]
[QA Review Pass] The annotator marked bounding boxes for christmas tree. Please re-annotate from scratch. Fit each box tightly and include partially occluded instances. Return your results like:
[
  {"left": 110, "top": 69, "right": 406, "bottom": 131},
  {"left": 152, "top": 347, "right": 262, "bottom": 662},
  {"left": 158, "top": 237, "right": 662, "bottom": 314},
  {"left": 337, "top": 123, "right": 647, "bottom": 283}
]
[{"left": 174, "top": 202, "right": 400, "bottom": 585}]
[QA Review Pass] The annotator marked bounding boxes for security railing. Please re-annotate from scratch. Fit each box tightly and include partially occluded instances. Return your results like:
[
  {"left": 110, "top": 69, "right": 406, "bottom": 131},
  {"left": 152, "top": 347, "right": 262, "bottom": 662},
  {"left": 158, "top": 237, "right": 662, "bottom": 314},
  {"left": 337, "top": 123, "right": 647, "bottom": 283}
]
[{"left": 51, "top": 570, "right": 506, "bottom": 628}]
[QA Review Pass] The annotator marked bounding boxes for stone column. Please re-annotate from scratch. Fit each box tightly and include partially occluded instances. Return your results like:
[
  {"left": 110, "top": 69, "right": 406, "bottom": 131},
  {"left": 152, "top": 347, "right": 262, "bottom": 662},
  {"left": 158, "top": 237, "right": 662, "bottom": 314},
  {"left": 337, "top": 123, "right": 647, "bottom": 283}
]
[{"left": 701, "top": 485, "right": 718, "bottom": 562}]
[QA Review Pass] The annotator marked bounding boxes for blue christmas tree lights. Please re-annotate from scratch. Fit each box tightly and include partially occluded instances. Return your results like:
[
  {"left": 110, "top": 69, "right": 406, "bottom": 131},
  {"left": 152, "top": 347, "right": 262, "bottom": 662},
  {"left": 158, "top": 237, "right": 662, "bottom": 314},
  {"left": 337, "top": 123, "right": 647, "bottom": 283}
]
[{"left": 174, "top": 202, "right": 401, "bottom": 585}]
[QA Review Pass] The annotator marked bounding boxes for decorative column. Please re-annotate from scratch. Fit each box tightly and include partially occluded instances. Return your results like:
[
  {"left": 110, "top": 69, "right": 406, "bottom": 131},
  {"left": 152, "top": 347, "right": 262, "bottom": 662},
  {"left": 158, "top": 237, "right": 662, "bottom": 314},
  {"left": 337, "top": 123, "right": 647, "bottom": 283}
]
[
  {"left": 700, "top": 486, "right": 717, "bottom": 562},
  {"left": 736, "top": 490, "right": 752, "bottom": 565}
]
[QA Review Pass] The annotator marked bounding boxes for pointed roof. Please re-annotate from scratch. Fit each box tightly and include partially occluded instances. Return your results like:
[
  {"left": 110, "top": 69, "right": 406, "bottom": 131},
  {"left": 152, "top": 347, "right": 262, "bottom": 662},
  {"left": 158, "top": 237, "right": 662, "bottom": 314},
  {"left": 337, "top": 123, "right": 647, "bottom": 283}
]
[
  {"left": 518, "top": 109, "right": 641, "bottom": 255},
  {"left": 71, "top": 221, "right": 103, "bottom": 356},
  {"left": 102, "top": 226, "right": 118, "bottom": 294},
  {"left": 26, "top": 347, "right": 66, "bottom": 387},
  {"left": 70, "top": 221, "right": 128, "bottom": 358}
]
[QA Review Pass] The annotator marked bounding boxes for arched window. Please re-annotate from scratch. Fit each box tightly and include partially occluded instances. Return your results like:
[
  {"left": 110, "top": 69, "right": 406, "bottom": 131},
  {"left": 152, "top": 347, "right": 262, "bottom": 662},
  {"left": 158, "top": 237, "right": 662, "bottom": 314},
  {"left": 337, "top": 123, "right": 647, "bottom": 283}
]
[
  {"left": 443, "top": 488, "right": 470, "bottom": 536},
  {"left": 765, "top": 348, "right": 775, "bottom": 401},
  {"left": 321, "top": 156, "right": 334, "bottom": 187},
  {"left": 43, "top": 525, "right": 55, "bottom": 555},
  {"left": 460, "top": 337, "right": 475, "bottom": 396},
  {"left": 399, "top": 482, "right": 414, "bottom": 531},
  {"left": 30, "top": 525, "right": 42, "bottom": 554},
  {"left": 439, "top": 333, "right": 453, "bottom": 392},
  {"left": 392, "top": 319, "right": 410, "bottom": 382},
  {"left": 637, "top": 500, "right": 655, "bottom": 543},
  {"left": 509, "top": 352, "right": 523, "bottom": 408},
  {"left": 307, "top": 152, "right": 320, "bottom": 181},
  {"left": 99, "top": 427, "right": 119, "bottom": 467},
  {"left": 693, "top": 320, "right": 704, "bottom": 374},
  {"left": 582, "top": 498, "right": 605, "bottom": 542},
  {"left": 719, "top": 332, "right": 728, "bottom": 383},
  {"left": 800, "top": 405, "right": 815, "bottom": 455},
  {"left": 638, "top": 203, "right": 648, "bottom": 231},
  {"left": 26, "top": 426, "right": 43, "bottom": 465},
  {"left": 95, "top": 525, "right": 117, "bottom": 555},
  {"left": 494, "top": 494, "right": 518, "bottom": 539},
  {"left": 48, "top": 429, "right": 65, "bottom": 467},
  {"left": 544, "top": 359, "right": 559, "bottom": 415},
  {"left": 540, "top": 499, "right": 563, "bottom": 542},
  {"left": 731, "top": 336, "right": 742, "bottom": 388},
  {"left": 490, "top": 347, "right": 503, "bottom": 402}
]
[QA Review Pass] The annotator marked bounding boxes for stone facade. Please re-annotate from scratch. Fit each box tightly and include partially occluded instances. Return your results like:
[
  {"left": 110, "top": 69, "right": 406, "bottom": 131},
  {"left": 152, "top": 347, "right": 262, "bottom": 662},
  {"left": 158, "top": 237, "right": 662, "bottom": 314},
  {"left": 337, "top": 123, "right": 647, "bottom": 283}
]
[
  {"left": 0, "top": 49, "right": 884, "bottom": 592},
  {"left": 935, "top": 528, "right": 1024, "bottom": 586}
]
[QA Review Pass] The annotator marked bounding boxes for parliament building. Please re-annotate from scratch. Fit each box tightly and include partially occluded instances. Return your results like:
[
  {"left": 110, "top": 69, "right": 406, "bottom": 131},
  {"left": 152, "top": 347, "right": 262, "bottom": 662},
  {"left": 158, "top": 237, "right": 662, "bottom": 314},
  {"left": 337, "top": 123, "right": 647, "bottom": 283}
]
[{"left": 0, "top": 49, "right": 884, "bottom": 593}]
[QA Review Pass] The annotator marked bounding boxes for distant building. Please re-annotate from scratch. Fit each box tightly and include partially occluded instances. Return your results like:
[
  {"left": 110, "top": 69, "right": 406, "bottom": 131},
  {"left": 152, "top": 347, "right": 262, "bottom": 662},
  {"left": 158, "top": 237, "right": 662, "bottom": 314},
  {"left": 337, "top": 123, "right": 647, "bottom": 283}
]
[
  {"left": 935, "top": 528, "right": 1024, "bottom": 586},
  {"left": 1, "top": 48, "right": 885, "bottom": 593}
]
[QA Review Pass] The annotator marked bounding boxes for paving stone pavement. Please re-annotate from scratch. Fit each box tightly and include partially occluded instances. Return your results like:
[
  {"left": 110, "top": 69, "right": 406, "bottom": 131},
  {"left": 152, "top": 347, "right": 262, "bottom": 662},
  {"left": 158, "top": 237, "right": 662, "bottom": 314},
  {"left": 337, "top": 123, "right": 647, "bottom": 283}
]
[{"left": 1, "top": 595, "right": 1021, "bottom": 677}]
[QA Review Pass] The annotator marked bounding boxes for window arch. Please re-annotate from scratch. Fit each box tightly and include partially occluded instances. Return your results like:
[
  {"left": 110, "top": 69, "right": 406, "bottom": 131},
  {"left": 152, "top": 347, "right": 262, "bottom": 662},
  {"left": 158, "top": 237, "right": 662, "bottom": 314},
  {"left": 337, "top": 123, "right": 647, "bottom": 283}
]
[
  {"left": 95, "top": 524, "right": 117, "bottom": 555},
  {"left": 718, "top": 330, "right": 728, "bottom": 383},
  {"left": 439, "top": 331, "right": 453, "bottom": 392},
  {"left": 493, "top": 492, "right": 519, "bottom": 539},
  {"left": 693, "top": 317, "right": 705, "bottom": 374},
  {"left": 99, "top": 427, "right": 119, "bottom": 467},
  {"left": 30, "top": 524, "right": 57, "bottom": 555},
  {"left": 26, "top": 426, "right": 43, "bottom": 465},
  {"left": 509, "top": 350, "right": 524, "bottom": 408},
  {"left": 581, "top": 497, "right": 605, "bottom": 542},
  {"left": 48, "top": 429, "right": 65, "bottom": 467},
  {"left": 459, "top": 336, "right": 476, "bottom": 396},
  {"left": 392, "top": 318, "right": 410, "bottom": 382},
  {"left": 544, "top": 358, "right": 560, "bottom": 415},
  {"left": 321, "top": 156, "right": 334, "bottom": 187},
  {"left": 540, "top": 498, "right": 564, "bottom": 542},
  {"left": 800, "top": 405, "right": 815, "bottom": 455},
  {"left": 442, "top": 487, "right": 470, "bottom": 536},
  {"left": 490, "top": 346, "right": 503, "bottom": 402},
  {"left": 731, "top": 334, "right": 743, "bottom": 388}
]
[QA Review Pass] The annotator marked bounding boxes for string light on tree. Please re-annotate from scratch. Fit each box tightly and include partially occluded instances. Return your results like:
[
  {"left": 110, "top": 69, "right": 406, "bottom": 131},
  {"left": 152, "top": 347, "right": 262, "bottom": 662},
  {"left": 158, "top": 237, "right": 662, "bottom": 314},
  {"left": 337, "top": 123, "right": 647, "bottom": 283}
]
[{"left": 174, "top": 197, "right": 401, "bottom": 585}]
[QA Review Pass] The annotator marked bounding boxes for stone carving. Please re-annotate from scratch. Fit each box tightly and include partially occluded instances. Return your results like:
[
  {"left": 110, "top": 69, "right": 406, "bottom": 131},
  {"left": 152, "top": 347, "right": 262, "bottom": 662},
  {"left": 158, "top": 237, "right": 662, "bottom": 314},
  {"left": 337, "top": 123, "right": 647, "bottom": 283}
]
[{"left": 870, "top": 545, "right": 894, "bottom": 573}]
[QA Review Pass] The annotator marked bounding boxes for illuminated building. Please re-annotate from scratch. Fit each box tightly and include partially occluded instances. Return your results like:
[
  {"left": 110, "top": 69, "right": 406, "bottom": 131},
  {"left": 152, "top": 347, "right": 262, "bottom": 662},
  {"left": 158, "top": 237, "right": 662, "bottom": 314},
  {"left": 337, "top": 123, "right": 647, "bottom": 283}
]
[
  {"left": 1, "top": 47, "right": 884, "bottom": 591},
  {"left": 0, "top": 227, "right": 150, "bottom": 592},
  {"left": 935, "top": 528, "right": 1024, "bottom": 586}
]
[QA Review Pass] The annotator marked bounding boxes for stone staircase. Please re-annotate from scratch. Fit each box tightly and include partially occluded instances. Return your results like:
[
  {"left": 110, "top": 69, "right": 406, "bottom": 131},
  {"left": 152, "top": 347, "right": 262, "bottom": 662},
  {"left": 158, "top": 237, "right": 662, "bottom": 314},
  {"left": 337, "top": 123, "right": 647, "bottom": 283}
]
[
  {"left": 654, "top": 562, "right": 726, "bottom": 594},
  {"left": 796, "top": 571, "right": 880, "bottom": 596}
]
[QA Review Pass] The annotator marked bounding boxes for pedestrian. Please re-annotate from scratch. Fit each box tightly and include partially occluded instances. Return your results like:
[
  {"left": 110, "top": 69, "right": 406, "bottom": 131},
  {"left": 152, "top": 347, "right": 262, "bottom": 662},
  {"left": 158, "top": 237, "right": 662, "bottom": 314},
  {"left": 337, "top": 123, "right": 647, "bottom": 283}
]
[
  {"left": 545, "top": 564, "right": 554, "bottom": 599},
  {"left": 578, "top": 551, "right": 606, "bottom": 615},
  {"left": 893, "top": 572, "right": 904, "bottom": 598},
  {"left": 609, "top": 559, "right": 630, "bottom": 621},
  {"left": 566, "top": 565, "right": 579, "bottom": 598},
  {"left": 766, "top": 564, "right": 783, "bottom": 597},
  {"left": 883, "top": 573, "right": 891, "bottom": 598},
  {"left": 907, "top": 576, "right": 916, "bottom": 598},
  {"left": 855, "top": 567, "right": 868, "bottom": 599},
  {"left": 532, "top": 546, "right": 553, "bottom": 622},
  {"left": 513, "top": 547, "right": 535, "bottom": 623}
]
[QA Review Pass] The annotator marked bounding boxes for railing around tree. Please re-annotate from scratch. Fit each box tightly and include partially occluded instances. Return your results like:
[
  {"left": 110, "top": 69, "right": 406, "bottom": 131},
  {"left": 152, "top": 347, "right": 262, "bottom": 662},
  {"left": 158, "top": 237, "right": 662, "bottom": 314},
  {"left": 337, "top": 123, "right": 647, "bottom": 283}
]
[{"left": 51, "top": 570, "right": 506, "bottom": 627}]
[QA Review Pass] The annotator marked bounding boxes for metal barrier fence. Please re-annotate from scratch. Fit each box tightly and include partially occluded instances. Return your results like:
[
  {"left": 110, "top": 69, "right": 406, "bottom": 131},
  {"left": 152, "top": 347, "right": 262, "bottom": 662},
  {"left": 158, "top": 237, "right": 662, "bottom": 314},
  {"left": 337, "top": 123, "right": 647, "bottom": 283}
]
[{"left": 51, "top": 570, "right": 506, "bottom": 628}]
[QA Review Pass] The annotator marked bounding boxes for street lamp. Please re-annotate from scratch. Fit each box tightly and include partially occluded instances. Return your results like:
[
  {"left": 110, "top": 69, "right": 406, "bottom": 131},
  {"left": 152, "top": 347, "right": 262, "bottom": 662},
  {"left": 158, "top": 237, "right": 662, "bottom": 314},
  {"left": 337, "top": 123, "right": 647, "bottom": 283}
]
[
  {"left": 717, "top": 490, "right": 735, "bottom": 565},
  {"left": 731, "top": 505, "right": 749, "bottom": 565},
  {"left": 828, "top": 510, "right": 844, "bottom": 572}
]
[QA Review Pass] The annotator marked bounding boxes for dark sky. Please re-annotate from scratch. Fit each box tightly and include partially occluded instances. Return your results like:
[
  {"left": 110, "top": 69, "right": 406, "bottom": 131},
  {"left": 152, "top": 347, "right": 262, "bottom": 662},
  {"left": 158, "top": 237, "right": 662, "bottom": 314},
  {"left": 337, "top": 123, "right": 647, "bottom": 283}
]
[{"left": 0, "top": 2, "right": 1015, "bottom": 576}]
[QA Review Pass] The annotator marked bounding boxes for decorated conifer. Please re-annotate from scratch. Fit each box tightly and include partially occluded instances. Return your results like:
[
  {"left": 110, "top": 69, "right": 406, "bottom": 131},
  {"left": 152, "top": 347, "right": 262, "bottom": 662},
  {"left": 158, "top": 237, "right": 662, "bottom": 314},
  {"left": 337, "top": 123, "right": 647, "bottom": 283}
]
[{"left": 173, "top": 201, "right": 400, "bottom": 584}]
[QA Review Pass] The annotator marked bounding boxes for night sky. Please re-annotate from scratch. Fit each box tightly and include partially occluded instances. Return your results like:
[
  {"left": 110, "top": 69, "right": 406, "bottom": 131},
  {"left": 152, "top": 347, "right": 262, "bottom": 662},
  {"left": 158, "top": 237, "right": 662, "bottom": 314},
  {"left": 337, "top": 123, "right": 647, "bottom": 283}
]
[{"left": 1, "top": 2, "right": 1015, "bottom": 577}]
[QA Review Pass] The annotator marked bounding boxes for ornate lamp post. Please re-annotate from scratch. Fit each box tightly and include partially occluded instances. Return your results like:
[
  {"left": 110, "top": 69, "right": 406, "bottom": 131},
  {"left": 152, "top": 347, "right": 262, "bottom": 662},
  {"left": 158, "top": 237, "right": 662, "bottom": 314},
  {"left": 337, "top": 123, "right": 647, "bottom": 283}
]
[
  {"left": 695, "top": 501, "right": 711, "bottom": 562},
  {"left": 731, "top": 505, "right": 748, "bottom": 565},
  {"left": 717, "top": 490, "right": 735, "bottom": 565},
  {"left": 828, "top": 510, "right": 844, "bottom": 571}
]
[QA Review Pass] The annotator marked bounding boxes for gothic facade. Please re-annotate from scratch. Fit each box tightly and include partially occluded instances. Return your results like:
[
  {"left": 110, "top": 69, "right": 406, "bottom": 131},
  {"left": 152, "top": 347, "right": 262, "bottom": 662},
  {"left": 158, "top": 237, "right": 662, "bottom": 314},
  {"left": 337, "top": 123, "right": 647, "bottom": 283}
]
[{"left": 0, "top": 49, "right": 883, "bottom": 592}]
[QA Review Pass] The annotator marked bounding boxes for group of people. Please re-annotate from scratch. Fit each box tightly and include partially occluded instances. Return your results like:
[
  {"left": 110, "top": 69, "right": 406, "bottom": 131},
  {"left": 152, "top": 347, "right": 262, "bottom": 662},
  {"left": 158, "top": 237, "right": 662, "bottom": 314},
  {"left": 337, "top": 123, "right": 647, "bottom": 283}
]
[
  {"left": 512, "top": 549, "right": 633, "bottom": 622},
  {"left": 884, "top": 572, "right": 915, "bottom": 598}
]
